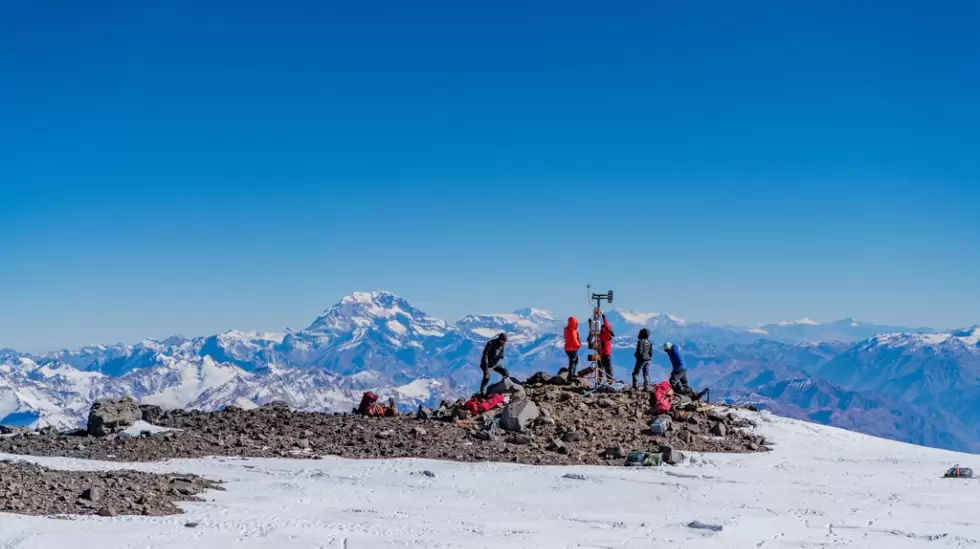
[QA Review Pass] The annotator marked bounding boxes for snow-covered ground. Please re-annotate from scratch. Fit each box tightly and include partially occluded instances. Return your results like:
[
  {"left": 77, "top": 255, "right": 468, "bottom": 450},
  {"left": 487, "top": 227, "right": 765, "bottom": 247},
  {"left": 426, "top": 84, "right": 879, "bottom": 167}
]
[{"left": 2, "top": 412, "right": 978, "bottom": 548}]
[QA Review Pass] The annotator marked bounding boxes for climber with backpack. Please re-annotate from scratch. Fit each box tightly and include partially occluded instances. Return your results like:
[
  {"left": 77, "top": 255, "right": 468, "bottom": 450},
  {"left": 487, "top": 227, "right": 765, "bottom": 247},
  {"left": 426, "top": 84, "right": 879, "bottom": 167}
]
[
  {"left": 663, "top": 342, "right": 709, "bottom": 401},
  {"left": 632, "top": 328, "right": 653, "bottom": 390}
]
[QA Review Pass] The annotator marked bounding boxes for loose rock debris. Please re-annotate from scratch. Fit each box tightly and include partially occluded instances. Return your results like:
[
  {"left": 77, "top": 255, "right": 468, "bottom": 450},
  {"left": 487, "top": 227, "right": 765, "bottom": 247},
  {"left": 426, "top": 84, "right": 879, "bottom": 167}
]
[
  {"left": 0, "top": 376, "right": 769, "bottom": 469},
  {"left": 0, "top": 459, "right": 222, "bottom": 517}
]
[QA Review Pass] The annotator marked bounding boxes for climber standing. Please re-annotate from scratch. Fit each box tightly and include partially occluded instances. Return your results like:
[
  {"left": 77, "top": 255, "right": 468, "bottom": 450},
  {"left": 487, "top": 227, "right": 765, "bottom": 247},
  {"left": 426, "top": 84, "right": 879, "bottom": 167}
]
[
  {"left": 632, "top": 328, "right": 653, "bottom": 390},
  {"left": 480, "top": 333, "right": 510, "bottom": 394},
  {"left": 598, "top": 313, "right": 615, "bottom": 383},
  {"left": 563, "top": 316, "right": 582, "bottom": 377}
]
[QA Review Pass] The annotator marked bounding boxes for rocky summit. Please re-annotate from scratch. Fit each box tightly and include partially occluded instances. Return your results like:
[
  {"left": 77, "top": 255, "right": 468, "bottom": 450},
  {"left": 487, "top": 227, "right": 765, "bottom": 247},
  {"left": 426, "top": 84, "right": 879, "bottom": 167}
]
[{"left": 0, "top": 379, "right": 768, "bottom": 468}]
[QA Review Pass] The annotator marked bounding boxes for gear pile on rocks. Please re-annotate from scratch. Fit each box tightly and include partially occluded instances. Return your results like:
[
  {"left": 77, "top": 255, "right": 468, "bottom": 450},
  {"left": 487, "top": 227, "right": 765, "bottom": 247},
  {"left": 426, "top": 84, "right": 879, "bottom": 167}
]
[
  {"left": 0, "top": 376, "right": 769, "bottom": 468},
  {"left": 0, "top": 459, "right": 222, "bottom": 517}
]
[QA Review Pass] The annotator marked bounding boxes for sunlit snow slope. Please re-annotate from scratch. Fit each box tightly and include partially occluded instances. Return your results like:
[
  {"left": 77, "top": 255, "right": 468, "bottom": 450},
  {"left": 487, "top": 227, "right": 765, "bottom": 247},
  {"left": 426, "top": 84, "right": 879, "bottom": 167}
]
[{"left": 1, "top": 411, "right": 977, "bottom": 548}]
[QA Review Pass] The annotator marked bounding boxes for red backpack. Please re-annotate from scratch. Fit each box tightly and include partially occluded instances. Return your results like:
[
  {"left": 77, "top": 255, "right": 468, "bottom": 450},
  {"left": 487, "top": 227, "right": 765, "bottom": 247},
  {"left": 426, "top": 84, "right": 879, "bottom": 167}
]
[
  {"left": 653, "top": 382, "right": 673, "bottom": 414},
  {"left": 357, "top": 391, "right": 380, "bottom": 414}
]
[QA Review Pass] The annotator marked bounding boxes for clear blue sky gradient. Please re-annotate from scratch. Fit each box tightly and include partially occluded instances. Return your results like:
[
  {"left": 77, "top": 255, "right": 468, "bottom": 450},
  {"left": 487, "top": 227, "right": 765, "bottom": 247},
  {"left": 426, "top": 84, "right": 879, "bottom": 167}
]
[{"left": 2, "top": 1, "right": 978, "bottom": 351}]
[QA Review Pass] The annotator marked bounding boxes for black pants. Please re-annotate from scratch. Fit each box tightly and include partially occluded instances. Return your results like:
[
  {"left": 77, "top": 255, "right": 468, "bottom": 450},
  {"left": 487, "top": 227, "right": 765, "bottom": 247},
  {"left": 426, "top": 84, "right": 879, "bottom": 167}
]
[
  {"left": 670, "top": 368, "right": 709, "bottom": 401},
  {"left": 600, "top": 354, "right": 613, "bottom": 383},
  {"left": 480, "top": 363, "right": 510, "bottom": 394},
  {"left": 565, "top": 350, "right": 579, "bottom": 376},
  {"left": 632, "top": 360, "right": 650, "bottom": 388}
]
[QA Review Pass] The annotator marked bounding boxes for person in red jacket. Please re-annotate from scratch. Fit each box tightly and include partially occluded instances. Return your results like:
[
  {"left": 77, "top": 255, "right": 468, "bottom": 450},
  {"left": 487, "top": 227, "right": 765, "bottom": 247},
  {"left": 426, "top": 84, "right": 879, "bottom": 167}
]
[
  {"left": 563, "top": 316, "right": 582, "bottom": 377},
  {"left": 598, "top": 313, "right": 615, "bottom": 383}
]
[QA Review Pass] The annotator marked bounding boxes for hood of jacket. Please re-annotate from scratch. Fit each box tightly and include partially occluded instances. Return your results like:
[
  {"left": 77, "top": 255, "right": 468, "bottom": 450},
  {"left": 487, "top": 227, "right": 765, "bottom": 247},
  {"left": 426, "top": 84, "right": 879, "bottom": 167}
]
[{"left": 567, "top": 317, "right": 579, "bottom": 330}]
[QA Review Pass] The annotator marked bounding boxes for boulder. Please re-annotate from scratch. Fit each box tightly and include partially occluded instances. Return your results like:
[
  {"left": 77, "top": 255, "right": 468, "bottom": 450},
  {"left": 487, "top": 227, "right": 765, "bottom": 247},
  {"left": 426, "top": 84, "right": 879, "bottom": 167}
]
[
  {"left": 660, "top": 445, "right": 685, "bottom": 465},
  {"left": 546, "top": 375, "right": 568, "bottom": 386},
  {"left": 602, "top": 446, "right": 626, "bottom": 460},
  {"left": 677, "top": 430, "right": 695, "bottom": 444},
  {"left": 561, "top": 431, "right": 583, "bottom": 443},
  {"left": 410, "top": 426, "right": 427, "bottom": 438},
  {"left": 507, "top": 434, "right": 532, "bottom": 445},
  {"left": 706, "top": 409, "right": 730, "bottom": 423},
  {"left": 87, "top": 397, "right": 142, "bottom": 437},
  {"left": 81, "top": 487, "right": 101, "bottom": 503},
  {"left": 171, "top": 478, "right": 200, "bottom": 496},
  {"left": 597, "top": 398, "right": 615, "bottom": 409},
  {"left": 710, "top": 422, "right": 727, "bottom": 437},
  {"left": 684, "top": 422, "right": 702, "bottom": 435},
  {"left": 499, "top": 399, "right": 540, "bottom": 432},
  {"left": 548, "top": 438, "right": 568, "bottom": 454},
  {"left": 526, "top": 371, "right": 553, "bottom": 385},
  {"left": 138, "top": 404, "right": 165, "bottom": 424},
  {"left": 486, "top": 378, "right": 527, "bottom": 399}
]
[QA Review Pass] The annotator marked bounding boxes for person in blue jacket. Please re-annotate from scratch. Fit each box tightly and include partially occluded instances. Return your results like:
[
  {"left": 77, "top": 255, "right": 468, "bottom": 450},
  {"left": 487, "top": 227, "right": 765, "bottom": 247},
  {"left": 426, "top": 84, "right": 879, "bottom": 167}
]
[{"left": 663, "top": 342, "right": 709, "bottom": 401}]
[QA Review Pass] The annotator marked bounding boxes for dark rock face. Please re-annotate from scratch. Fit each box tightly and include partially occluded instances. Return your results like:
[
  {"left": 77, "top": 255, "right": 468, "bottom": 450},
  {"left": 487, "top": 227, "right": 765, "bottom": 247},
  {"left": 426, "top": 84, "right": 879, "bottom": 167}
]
[
  {"left": 0, "top": 460, "right": 221, "bottom": 516},
  {"left": 88, "top": 398, "right": 142, "bottom": 437}
]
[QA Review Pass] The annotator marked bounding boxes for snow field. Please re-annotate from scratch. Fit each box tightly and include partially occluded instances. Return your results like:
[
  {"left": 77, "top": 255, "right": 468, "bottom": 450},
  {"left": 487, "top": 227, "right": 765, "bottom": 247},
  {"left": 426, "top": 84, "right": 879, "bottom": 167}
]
[{"left": 2, "top": 412, "right": 978, "bottom": 548}]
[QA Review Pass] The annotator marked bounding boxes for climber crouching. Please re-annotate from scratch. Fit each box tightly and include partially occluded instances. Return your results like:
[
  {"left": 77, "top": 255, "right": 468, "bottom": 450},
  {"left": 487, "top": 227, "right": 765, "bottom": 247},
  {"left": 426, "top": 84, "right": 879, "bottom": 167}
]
[{"left": 663, "top": 342, "right": 709, "bottom": 402}]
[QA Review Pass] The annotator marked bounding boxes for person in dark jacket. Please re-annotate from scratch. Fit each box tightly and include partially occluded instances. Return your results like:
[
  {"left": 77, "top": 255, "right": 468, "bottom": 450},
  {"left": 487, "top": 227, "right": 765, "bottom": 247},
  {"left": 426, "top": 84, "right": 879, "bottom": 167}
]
[
  {"left": 480, "top": 333, "right": 510, "bottom": 394},
  {"left": 598, "top": 314, "right": 615, "bottom": 383},
  {"left": 663, "top": 342, "right": 709, "bottom": 401},
  {"left": 632, "top": 328, "right": 653, "bottom": 390}
]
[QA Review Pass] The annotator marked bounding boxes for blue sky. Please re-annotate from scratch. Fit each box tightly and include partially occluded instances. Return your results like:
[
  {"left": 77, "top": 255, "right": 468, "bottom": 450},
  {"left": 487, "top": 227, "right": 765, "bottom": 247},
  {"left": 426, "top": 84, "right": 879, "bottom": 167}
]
[{"left": 2, "top": 1, "right": 978, "bottom": 351}]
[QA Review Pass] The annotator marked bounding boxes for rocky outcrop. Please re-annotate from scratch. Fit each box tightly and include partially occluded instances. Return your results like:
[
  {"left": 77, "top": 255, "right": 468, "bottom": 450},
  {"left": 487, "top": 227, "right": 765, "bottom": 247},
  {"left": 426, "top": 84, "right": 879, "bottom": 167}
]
[
  {"left": 0, "top": 382, "right": 770, "bottom": 467},
  {"left": 87, "top": 397, "right": 142, "bottom": 437}
]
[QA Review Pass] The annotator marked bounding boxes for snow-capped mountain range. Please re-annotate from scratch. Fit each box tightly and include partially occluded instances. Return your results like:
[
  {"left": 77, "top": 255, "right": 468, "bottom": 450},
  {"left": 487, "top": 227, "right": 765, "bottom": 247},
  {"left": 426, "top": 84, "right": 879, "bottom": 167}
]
[{"left": 1, "top": 290, "right": 977, "bottom": 452}]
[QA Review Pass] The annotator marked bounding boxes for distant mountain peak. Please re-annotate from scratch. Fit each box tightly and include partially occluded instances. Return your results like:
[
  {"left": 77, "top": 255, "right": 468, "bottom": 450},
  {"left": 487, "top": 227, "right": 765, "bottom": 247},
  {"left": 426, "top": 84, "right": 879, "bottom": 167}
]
[
  {"left": 512, "top": 307, "right": 558, "bottom": 322},
  {"left": 305, "top": 290, "right": 449, "bottom": 336},
  {"left": 342, "top": 290, "right": 398, "bottom": 305},
  {"left": 776, "top": 317, "right": 820, "bottom": 327},
  {"left": 608, "top": 309, "right": 687, "bottom": 327},
  {"left": 865, "top": 328, "right": 980, "bottom": 353}
]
